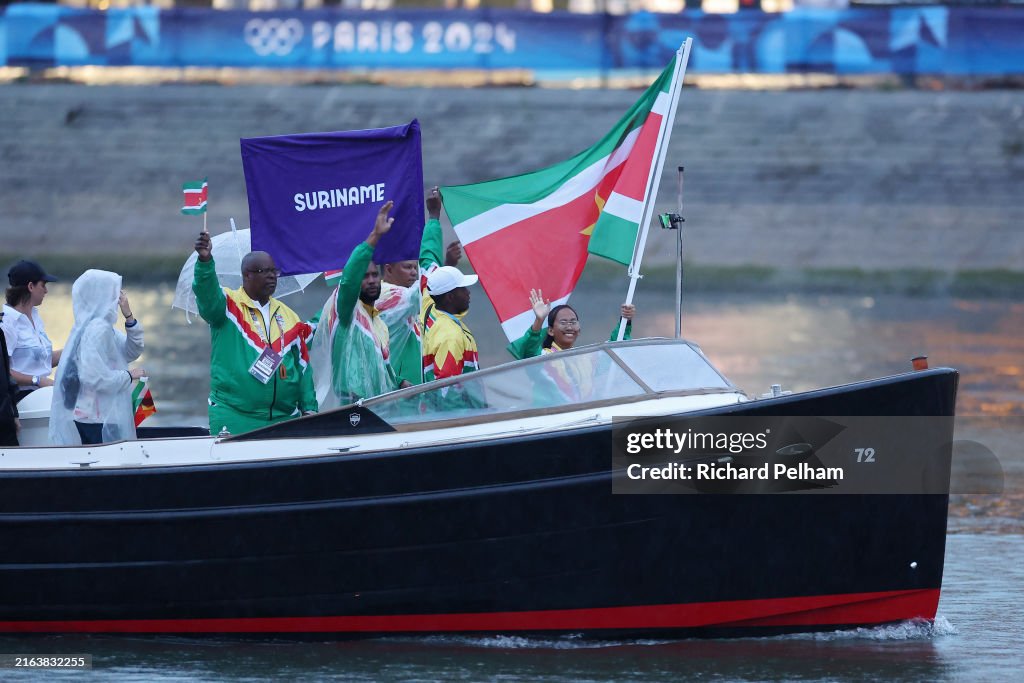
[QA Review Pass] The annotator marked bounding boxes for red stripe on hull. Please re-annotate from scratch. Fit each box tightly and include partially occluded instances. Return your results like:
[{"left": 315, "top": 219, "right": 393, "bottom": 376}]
[
  {"left": 734, "top": 588, "right": 940, "bottom": 628},
  {"left": 0, "top": 589, "right": 939, "bottom": 634}
]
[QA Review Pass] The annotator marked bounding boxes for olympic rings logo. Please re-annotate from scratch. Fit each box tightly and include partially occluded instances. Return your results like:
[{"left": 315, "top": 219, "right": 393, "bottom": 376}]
[{"left": 244, "top": 18, "right": 304, "bottom": 57}]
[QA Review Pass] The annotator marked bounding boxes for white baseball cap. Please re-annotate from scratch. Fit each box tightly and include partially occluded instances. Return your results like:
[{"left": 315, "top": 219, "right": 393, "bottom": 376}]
[{"left": 426, "top": 266, "right": 479, "bottom": 296}]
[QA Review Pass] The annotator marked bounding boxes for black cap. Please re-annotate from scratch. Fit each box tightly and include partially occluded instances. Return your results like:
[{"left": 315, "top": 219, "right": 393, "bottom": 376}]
[{"left": 8, "top": 260, "right": 58, "bottom": 288}]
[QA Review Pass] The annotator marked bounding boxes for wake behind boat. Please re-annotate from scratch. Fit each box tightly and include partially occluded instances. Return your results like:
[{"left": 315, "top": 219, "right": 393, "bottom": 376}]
[{"left": 0, "top": 338, "right": 957, "bottom": 638}]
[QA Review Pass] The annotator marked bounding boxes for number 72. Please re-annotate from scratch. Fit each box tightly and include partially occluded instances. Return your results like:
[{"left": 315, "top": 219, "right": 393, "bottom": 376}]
[{"left": 855, "top": 447, "right": 876, "bottom": 462}]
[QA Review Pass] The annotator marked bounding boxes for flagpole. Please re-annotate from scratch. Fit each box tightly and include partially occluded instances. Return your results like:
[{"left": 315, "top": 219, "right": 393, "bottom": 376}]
[
  {"left": 675, "top": 166, "right": 685, "bottom": 339},
  {"left": 615, "top": 38, "right": 692, "bottom": 341}
]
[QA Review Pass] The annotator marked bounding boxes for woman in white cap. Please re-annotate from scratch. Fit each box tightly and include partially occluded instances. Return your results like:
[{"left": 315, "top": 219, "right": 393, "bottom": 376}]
[
  {"left": 49, "top": 270, "right": 145, "bottom": 446},
  {"left": 1, "top": 259, "right": 61, "bottom": 400}
]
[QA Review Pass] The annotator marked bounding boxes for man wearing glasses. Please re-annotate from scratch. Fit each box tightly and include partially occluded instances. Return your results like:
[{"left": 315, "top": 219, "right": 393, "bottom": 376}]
[{"left": 193, "top": 231, "right": 317, "bottom": 436}]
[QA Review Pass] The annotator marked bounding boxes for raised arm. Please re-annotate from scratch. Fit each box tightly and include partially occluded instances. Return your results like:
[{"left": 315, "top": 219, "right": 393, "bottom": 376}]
[
  {"left": 607, "top": 303, "right": 635, "bottom": 342},
  {"left": 118, "top": 290, "right": 144, "bottom": 361},
  {"left": 420, "top": 187, "right": 445, "bottom": 274},
  {"left": 364, "top": 199, "right": 395, "bottom": 249},
  {"left": 192, "top": 231, "right": 227, "bottom": 326},
  {"left": 507, "top": 289, "right": 549, "bottom": 360},
  {"left": 337, "top": 200, "right": 394, "bottom": 326}
]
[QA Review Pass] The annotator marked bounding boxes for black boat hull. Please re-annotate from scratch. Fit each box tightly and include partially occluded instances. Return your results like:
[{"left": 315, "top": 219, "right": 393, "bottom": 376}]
[{"left": 0, "top": 369, "right": 957, "bottom": 637}]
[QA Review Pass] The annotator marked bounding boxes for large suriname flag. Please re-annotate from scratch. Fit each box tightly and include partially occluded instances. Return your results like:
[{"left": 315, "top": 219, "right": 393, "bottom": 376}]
[{"left": 441, "top": 56, "right": 680, "bottom": 341}]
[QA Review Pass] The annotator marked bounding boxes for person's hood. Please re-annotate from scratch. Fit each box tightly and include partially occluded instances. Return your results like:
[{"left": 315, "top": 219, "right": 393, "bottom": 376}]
[{"left": 72, "top": 269, "right": 121, "bottom": 326}]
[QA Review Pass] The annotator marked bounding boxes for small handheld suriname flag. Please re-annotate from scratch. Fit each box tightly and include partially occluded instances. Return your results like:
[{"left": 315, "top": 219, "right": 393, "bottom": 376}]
[
  {"left": 323, "top": 268, "right": 344, "bottom": 286},
  {"left": 132, "top": 376, "right": 157, "bottom": 427},
  {"left": 182, "top": 178, "right": 208, "bottom": 215}
]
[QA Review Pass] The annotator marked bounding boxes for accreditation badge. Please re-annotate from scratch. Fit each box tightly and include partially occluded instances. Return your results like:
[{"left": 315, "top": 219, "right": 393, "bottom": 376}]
[{"left": 248, "top": 346, "right": 284, "bottom": 385}]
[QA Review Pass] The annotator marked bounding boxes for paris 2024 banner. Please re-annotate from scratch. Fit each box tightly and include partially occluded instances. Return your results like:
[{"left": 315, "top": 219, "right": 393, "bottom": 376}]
[{"left": 2, "top": 4, "right": 1023, "bottom": 76}]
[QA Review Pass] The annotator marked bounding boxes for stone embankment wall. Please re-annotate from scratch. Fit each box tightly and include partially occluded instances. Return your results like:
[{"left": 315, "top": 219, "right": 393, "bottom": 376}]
[{"left": 1, "top": 85, "right": 1022, "bottom": 274}]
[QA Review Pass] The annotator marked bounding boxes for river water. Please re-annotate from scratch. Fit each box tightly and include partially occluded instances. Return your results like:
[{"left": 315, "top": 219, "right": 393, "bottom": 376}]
[{"left": 5, "top": 279, "right": 1022, "bottom": 680}]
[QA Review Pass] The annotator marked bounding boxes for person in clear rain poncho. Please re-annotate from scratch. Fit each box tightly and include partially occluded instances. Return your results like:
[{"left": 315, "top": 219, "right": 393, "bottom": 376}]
[
  {"left": 310, "top": 201, "right": 405, "bottom": 410},
  {"left": 49, "top": 270, "right": 146, "bottom": 445}
]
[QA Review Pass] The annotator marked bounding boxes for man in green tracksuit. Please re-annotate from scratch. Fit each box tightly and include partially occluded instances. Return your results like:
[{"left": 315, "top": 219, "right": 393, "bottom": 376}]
[
  {"left": 193, "top": 231, "right": 317, "bottom": 436},
  {"left": 376, "top": 187, "right": 462, "bottom": 386},
  {"left": 310, "top": 201, "right": 408, "bottom": 411}
]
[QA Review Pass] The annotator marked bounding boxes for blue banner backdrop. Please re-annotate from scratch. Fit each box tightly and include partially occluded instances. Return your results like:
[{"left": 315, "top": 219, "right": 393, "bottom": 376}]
[{"left": 2, "top": 4, "right": 1022, "bottom": 76}]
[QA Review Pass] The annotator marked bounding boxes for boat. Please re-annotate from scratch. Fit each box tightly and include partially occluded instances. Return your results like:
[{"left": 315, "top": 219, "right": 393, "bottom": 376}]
[{"left": 0, "top": 338, "right": 957, "bottom": 638}]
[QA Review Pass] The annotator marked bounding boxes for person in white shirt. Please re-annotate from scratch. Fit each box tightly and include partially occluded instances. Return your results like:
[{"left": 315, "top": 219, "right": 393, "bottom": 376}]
[{"left": 1, "top": 260, "right": 61, "bottom": 401}]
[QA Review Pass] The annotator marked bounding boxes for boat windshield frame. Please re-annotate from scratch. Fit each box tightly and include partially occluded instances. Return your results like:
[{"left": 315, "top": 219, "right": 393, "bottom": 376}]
[{"left": 358, "top": 337, "right": 738, "bottom": 431}]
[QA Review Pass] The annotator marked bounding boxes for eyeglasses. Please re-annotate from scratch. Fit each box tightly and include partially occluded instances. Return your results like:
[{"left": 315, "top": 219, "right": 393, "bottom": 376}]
[
  {"left": 555, "top": 319, "right": 580, "bottom": 329},
  {"left": 247, "top": 268, "right": 281, "bottom": 277}
]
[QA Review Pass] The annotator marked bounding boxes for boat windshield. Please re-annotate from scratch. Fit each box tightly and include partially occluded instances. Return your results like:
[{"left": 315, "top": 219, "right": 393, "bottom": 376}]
[{"left": 366, "top": 339, "right": 733, "bottom": 426}]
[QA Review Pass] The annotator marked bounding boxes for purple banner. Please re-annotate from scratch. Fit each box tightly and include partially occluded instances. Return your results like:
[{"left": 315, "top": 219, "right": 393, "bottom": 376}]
[{"left": 241, "top": 120, "right": 424, "bottom": 276}]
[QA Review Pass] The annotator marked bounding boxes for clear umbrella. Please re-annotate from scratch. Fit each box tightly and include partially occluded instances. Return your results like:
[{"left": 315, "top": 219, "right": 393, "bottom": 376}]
[{"left": 172, "top": 223, "right": 320, "bottom": 319}]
